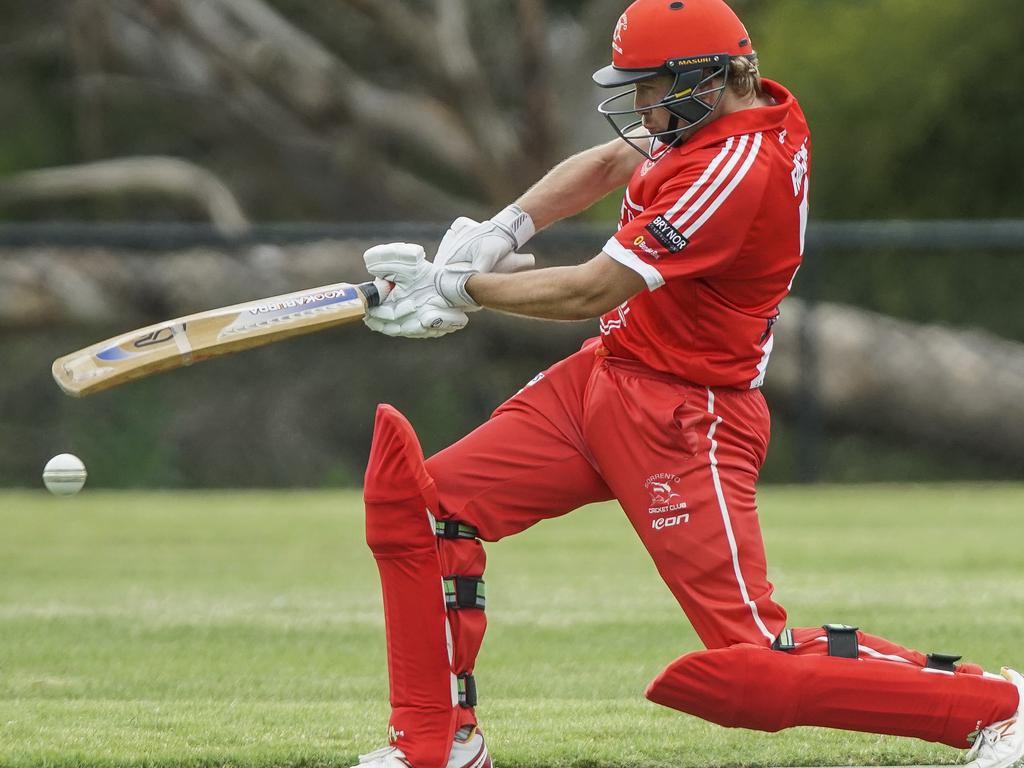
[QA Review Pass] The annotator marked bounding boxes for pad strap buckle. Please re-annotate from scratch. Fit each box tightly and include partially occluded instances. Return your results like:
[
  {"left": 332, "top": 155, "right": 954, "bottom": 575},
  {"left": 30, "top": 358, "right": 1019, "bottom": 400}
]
[
  {"left": 772, "top": 629, "right": 797, "bottom": 651},
  {"left": 443, "top": 576, "right": 486, "bottom": 610},
  {"left": 457, "top": 672, "right": 477, "bottom": 707},
  {"left": 435, "top": 520, "right": 479, "bottom": 540},
  {"left": 926, "top": 652, "right": 962, "bottom": 672},
  {"left": 823, "top": 623, "right": 860, "bottom": 659}
]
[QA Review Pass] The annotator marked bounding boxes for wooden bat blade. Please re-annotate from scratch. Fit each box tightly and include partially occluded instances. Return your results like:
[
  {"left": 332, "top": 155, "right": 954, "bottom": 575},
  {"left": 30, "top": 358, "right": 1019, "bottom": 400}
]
[{"left": 52, "top": 280, "right": 380, "bottom": 397}]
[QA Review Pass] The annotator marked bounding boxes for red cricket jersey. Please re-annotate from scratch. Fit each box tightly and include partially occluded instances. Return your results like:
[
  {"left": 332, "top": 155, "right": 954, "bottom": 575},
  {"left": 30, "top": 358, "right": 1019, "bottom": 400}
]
[{"left": 600, "top": 79, "right": 811, "bottom": 389}]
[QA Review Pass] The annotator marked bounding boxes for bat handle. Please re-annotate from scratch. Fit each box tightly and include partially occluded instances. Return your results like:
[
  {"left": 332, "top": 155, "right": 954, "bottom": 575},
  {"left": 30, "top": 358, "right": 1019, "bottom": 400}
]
[{"left": 358, "top": 279, "right": 393, "bottom": 307}]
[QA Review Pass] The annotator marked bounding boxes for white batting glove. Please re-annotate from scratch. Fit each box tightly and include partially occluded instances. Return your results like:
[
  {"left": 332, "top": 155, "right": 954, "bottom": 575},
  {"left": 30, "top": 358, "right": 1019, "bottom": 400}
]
[
  {"left": 363, "top": 243, "right": 469, "bottom": 339},
  {"left": 435, "top": 209, "right": 536, "bottom": 273},
  {"left": 432, "top": 207, "right": 537, "bottom": 309},
  {"left": 436, "top": 217, "right": 538, "bottom": 277}
]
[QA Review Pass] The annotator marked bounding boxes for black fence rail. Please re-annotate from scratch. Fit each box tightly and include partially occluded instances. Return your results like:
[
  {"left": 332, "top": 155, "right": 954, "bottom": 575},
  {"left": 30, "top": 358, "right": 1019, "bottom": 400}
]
[{"left": 4, "top": 219, "right": 1024, "bottom": 251}]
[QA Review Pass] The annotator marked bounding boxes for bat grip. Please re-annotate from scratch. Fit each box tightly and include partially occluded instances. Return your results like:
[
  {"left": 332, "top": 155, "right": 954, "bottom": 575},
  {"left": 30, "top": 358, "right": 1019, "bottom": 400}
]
[{"left": 358, "top": 279, "right": 392, "bottom": 307}]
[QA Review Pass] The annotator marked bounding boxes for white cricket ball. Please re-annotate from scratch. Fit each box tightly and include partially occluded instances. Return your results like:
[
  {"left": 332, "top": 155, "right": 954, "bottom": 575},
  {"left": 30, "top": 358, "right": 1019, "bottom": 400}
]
[{"left": 42, "top": 453, "right": 88, "bottom": 496}]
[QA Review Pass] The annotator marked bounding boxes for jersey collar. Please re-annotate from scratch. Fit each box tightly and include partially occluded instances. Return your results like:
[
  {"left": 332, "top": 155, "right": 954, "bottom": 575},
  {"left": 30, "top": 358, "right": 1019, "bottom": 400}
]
[{"left": 675, "top": 79, "right": 796, "bottom": 155}]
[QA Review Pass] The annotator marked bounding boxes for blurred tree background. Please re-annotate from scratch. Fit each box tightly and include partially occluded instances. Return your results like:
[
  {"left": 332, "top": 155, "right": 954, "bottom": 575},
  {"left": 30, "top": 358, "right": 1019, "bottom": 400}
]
[
  {"left": 1, "top": 0, "right": 1022, "bottom": 488},
  {"left": 2, "top": 0, "right": 1022, "bottom": 221}
]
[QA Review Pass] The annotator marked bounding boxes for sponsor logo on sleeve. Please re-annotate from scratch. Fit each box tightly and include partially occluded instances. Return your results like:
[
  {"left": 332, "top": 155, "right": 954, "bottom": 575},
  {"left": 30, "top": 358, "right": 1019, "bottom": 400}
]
[
  {"left": 632, "top": 235, "right": 662, "bottom": 260},
  {"left": 644, "top": 215, "right": 688, "bottom": 253}
]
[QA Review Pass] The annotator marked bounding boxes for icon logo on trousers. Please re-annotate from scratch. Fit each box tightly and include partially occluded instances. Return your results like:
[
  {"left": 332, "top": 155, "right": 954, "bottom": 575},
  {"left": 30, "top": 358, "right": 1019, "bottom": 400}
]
[
  {"left": 388, "top": 725, "right": 405, "bottom": 743},
  {"left": 652, "top": 513, "right": 689, "bottom": 530}
]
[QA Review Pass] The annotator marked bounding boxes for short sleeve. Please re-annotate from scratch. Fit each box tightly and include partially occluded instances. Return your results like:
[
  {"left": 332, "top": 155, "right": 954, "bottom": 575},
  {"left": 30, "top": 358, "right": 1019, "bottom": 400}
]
[{"left": 604, "top": 132, "right": 769, "bottom": 291}]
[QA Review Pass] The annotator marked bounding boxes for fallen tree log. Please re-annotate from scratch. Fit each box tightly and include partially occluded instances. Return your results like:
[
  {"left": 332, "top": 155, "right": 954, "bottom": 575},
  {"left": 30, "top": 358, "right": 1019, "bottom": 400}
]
[
  {"left": 1, "top": 245, "right": 1021, "bottom": 459},
  {"left": 767, "top": 299, "right": 1024, "bottom": 460}
]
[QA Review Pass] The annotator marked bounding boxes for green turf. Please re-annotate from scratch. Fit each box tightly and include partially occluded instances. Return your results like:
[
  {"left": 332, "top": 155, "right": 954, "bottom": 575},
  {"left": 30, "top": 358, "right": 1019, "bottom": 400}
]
[{"left": 1, "top": 485, "right": 1022, "bottom": 767}]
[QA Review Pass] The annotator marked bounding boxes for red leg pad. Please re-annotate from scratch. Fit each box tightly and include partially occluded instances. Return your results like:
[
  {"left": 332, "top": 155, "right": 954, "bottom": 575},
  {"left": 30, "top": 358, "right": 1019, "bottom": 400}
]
[
  {"left": 645, "top": 644, "right": 1018, "bottom": 748},
  {"left": 365, "top": 404, "right": 457, "bottom": 768}
]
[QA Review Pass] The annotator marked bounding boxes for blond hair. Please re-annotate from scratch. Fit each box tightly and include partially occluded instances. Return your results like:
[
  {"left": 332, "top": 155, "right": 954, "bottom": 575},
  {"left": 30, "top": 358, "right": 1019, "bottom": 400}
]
[{"left": 728, "top": 54, "right": 762, "bottom": 99}]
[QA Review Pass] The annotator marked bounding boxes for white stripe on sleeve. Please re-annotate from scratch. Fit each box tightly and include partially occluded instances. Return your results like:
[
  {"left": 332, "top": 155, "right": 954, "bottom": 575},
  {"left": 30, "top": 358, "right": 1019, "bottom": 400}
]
[
  {"left": 624, "top": 187, "right": 644, "bottom": 213},
  {"left": 603, "top": 237, "right": 665, "bottom": 291}
]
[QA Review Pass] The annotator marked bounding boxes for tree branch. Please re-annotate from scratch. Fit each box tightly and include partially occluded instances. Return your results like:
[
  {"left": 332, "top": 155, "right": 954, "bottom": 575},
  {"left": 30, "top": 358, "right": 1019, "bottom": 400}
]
[
  {"left": 0, "top": 157, "right": 251, "bottom": 235},
  {"left": 433, "top": 0, "right": 522, "bottom": 194},
  {"left": 165, "top": 0, "right": 481, "bottom": 173},
  {"left": 516, "top": 0, "right": 560, "bottom": 178}
]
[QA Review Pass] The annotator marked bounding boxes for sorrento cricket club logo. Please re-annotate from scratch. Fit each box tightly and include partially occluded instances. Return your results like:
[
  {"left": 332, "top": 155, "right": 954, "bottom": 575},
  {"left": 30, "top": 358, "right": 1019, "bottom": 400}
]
[
  {"left": 645, "top": 473, "right": 687, "bottom": 514},
  {"left": 612, "top": 13, "right": 627, "bottom": 54}
]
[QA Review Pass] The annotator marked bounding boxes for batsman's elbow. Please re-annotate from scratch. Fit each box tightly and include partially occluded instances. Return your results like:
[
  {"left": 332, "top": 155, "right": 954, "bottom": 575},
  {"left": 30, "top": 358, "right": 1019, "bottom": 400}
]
[
  {"left": 564, "top": 290, "right": 623, "bottom": 320},
  {"left": 567, "top": 254, "right": 648, "bottom": 318}
]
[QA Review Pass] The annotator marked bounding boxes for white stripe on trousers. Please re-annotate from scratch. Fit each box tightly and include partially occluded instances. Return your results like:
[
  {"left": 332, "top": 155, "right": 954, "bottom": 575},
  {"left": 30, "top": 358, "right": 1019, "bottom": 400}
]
[{"left": 706, "top": 387, "right": 775, "bottom": 642}]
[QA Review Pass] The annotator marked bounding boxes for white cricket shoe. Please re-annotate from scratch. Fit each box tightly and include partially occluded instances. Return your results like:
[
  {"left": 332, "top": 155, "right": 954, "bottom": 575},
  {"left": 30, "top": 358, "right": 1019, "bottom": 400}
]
[
  {"left": 963, "top": 668, "right": 1024, "bottom": 768},
  {"left": 353, "top": 726, "right": 492, "bottom": 768}
]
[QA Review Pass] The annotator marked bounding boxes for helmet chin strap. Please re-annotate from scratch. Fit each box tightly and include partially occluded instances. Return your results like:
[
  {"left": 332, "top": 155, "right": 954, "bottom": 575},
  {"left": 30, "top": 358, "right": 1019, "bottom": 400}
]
[
  {"left": 665, "top": 114, "right": 685, "bottom": 147},
  {"left": 659, "top": 69, "right": 712, "bottom": 147}
]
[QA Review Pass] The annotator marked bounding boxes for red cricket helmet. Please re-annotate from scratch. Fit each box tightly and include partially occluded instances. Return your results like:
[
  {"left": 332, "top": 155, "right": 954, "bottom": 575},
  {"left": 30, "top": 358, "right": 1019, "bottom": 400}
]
[{"left": 593, "top": 0, "right": 756, "bottom": 158}]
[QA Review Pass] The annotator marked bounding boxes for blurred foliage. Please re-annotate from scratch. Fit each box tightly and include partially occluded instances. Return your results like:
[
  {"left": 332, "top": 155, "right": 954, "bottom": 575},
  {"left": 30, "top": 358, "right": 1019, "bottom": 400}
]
[
  {"left": 1, "top": 238, "right": 1020, "bottom": 489},
  {"left": 809, "top": 248, "right": 1024, "bottom": 339},
  {"left": 749, "top": 0, "right": 1024, "bottom": 218},
  {"left": 1, "top": 0, "right": 1022, "bottom": 488},
  {"left": 0, "top": 3, "right": 74, "bottom": 176},
  {"left": 0, "top": 0, "right": 1021, "bottom": 219}
]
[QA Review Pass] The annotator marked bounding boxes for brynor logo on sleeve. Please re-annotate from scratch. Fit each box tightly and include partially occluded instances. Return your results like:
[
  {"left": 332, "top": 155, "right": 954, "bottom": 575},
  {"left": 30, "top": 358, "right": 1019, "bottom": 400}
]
[{"left": 644, "top": 215, "right": 689, "bottom": 253}]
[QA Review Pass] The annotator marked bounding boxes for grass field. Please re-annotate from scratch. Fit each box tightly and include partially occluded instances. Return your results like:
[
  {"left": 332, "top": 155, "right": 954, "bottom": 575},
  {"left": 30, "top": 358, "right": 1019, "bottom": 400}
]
[{"left": 1, "top": 485, "right": 1022, "bottom": 768}]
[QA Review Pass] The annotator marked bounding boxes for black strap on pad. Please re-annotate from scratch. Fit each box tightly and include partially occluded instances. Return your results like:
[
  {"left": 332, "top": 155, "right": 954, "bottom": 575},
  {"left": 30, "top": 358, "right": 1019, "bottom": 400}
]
[
  {"left": 823, "top": 624, "right": 860, "bottom": 659},
  {"left": 772, "top": 628, "right": 796, "bottom": 651},
  {"left": 925, "top": 653, "right": 962, "bottom": 672},
  {"left": 435, "top": 520, "right": 479, "bottom": 540},
  {"left": 457, "top": 672, "right": 477, "bottom": 707},
  {"left": 443, "top": 576, "right": 486, "bottom": 610}
]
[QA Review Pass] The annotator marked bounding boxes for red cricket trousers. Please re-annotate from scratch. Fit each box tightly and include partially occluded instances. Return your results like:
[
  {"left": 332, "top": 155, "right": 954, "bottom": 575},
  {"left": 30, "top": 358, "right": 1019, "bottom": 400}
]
[
  {"left": 364, "top": 340, "right": 1017, "bottom": 768},
  {"left": 428, "top": 339, "right": 782, "bottom": 647}
]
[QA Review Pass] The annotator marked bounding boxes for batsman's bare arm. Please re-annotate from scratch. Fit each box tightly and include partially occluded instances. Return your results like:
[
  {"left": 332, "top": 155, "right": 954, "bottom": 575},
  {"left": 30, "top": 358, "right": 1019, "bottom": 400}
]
[
  {"left": 515, "top": 139, "right": 641, "bottom": 230},
  {"left": 466, "top": 253, "right": 645, "bottom": 320},
  {"left": 460, "top": 141, "right": 643, "bottom": 320}
]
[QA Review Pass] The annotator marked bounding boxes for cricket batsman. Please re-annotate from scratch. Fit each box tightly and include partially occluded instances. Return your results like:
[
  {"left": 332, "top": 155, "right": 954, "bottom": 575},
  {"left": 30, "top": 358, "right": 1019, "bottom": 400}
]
[{"left": 352, "top": 1, "right": 1024, "bottom": 766}]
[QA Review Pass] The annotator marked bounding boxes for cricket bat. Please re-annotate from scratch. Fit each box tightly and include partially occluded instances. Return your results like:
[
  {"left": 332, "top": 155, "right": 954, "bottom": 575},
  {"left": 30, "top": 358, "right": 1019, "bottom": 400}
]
[{"left": 52, "top": 279, "right": 387, "bottom": 397}]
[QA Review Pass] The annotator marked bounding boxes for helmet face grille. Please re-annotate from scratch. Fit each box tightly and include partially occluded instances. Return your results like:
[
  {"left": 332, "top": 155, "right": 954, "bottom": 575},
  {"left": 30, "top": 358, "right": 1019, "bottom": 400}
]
[
  {"left": 593, "top": 0, "right": 755, "bottom": 159},
  {"left": 596, "top": 58, "right": 730, "bottom": 160}
]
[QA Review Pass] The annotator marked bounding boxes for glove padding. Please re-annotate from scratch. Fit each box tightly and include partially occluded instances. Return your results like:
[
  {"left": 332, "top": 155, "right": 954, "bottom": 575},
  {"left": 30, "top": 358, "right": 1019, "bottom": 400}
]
[
  {"left": 434, "top": 207, "right": 536, "bottom": 275},
  {"left": 363, "top": 242, "right": 468, "bottom": 339},
  {"left": 432, "top": 212, "right": 536, "bottom": 309}
]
